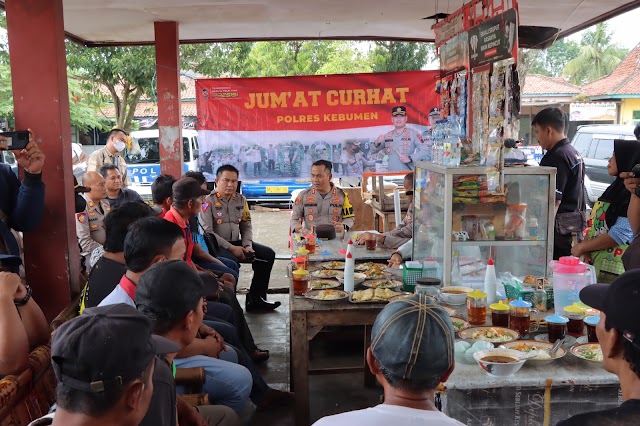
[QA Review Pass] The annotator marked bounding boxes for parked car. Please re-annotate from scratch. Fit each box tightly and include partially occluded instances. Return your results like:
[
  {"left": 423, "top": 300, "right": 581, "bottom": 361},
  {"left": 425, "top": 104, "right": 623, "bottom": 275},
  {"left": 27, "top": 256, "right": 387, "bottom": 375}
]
[
  {"left": 125, "top": 129, "right": 199, "bottom": 201},
  {"left": 570, "top": 124, "right": 637, "bottom": 204}
]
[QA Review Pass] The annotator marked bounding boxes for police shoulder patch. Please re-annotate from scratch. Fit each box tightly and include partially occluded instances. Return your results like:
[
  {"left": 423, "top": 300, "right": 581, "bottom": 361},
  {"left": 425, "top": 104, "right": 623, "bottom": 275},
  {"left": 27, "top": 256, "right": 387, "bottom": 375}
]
[
  {"left": 202, "top": 202, "right": 210, "bottom": 212},
  {"left": 76, "top": 213, "right": 87, "bottom": 224}
]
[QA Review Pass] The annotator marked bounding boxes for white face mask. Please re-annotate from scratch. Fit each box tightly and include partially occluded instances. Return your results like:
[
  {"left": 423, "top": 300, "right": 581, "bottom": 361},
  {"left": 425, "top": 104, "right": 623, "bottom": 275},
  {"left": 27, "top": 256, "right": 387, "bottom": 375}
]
[{"left": 113, "top": 140, "right": 126, "bottom": 152}]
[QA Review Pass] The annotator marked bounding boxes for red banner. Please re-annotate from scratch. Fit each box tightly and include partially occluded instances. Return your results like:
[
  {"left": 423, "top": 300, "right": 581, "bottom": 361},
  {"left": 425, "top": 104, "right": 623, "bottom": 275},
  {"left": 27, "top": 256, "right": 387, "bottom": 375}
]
[{"left": 195, "top": 71, "right": 439, "bottom": 180}]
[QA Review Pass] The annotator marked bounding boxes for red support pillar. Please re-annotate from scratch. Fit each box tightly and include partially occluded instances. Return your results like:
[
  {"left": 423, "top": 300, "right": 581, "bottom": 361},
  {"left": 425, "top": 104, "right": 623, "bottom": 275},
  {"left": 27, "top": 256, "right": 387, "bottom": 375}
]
[
  {"left": 154, "top": 22, "right": 183, "bottom": 178},
  {"left": 5, "top": 0, "right": 78, "bottom": 320}
]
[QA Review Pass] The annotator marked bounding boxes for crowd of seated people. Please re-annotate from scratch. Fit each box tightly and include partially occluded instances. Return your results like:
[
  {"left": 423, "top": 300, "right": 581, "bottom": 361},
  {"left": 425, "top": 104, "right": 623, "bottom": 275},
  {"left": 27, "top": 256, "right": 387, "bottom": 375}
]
[{"left": 5, "top": 132, "right": 640, "bottom": 426}]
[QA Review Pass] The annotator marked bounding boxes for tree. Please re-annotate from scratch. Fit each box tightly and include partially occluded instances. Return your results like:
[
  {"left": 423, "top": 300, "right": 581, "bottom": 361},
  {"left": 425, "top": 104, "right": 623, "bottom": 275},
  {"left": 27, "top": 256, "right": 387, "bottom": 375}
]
[
  {"left": 244, "top": 41, "right": 336, "bottom": 77},
  {"left": 526, "top": 39, "right": 580, "bottom": 77},
  {"left": 316, "top": 42, "right": 372, "bottom": 75},
  {"left": 181, "top": 42, "right": 253, "bottom": 77},
  {"left": 66, "top": 44, "right": 156, "bottom": 132},
  {"left": 563, "top": 23, "right": 628, "bottom": 84},
  {"left": 369, "top": 41, "right": 434, "bottom": 72}
]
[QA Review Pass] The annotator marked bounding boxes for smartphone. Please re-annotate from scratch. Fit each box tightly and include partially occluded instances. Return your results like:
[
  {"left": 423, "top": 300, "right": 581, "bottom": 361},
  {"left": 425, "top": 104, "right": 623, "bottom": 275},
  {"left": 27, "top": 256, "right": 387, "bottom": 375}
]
[
  {"left": 631, "top": 164, "right": 640, "bottom": 178},
  {"left": 0, "top": 131, "right": 30, "bottom": 151}
]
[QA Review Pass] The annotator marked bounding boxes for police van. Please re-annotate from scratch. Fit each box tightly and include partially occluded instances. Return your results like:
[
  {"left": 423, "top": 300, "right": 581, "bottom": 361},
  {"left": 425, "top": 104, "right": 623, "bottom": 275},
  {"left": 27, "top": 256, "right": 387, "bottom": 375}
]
[{"left": 125, "top": 129, "right": 199, "bottom": 201}]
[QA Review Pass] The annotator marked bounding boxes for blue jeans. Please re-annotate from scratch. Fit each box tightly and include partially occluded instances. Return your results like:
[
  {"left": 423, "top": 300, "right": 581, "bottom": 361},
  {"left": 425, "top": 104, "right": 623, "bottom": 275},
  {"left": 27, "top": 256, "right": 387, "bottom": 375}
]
[
  {"left": 197, "top": 259, "right": 239, "bottom": 284},
  {"left": 203, "top": 320, "right": 271, "bottom": 404},
  {"left": 174, "top": 352, "right": 252, "bottom": 415}
]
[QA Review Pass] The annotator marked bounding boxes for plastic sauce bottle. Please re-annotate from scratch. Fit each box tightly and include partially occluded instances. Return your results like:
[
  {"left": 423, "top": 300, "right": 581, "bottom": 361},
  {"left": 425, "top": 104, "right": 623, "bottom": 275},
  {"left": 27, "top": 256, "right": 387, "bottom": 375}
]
[
  {"left": 484, "top": 257, "right": 497, "bottom": 304},
  {"left": 344, "top": 251, "right": 355, "bottom": 293}
]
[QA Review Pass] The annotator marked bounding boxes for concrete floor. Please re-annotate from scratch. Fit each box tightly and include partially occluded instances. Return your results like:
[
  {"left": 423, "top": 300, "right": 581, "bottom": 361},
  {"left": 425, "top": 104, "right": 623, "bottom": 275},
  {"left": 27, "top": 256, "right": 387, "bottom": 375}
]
[
  {"left": 242, "top": 294, "right": 383, "bottom": 426},
  {"left": 235, "top": 209, "right": 384, "bottom": 425}
]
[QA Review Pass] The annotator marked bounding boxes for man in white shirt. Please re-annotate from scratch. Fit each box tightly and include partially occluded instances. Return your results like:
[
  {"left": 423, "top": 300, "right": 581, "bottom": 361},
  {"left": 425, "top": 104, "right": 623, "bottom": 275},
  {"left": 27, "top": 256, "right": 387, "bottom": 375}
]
[{"left": 313, "top": 295, "right": 464, "bottom": 426}]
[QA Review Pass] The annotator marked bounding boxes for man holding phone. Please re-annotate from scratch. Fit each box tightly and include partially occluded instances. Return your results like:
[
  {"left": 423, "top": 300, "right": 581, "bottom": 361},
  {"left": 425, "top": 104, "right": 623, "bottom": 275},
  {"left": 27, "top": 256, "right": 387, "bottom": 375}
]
[{"left": 0, "top": 130, "right": 45, "bottom": 260}]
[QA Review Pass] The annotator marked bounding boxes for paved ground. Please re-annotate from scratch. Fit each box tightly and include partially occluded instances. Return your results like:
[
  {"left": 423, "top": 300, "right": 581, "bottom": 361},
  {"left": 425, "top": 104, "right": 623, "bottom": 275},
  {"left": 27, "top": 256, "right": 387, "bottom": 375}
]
[
  {"left": 229, "top": 209, "right": 384, "bottom": 425},
  {"left": 243, "top": 293, "right": 383, "bottom": 426}
]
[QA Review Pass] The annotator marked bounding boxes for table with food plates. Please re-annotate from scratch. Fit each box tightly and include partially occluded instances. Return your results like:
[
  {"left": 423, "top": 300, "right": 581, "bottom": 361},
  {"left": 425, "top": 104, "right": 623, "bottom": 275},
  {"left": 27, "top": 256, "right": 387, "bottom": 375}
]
[
  {"left": 289, "top": 258, "right": 404, "bottom": 426},
  {"left": 289, "top": 253, "right": 620, "bottom": 425},
  {"left": 441, "top": 303, "right": 620, "bottom": 426},
  {"left": 293, "top": 231, "right": 397, "bottom": 262}
]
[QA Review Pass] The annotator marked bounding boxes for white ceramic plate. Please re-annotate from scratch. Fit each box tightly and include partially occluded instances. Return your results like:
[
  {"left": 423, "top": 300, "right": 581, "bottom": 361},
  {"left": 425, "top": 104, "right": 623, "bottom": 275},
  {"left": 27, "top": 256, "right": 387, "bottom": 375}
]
[
  {"left": 459, "top": 326, "right": 520, "bottom": 344},
  {"left": 310, "top": 270, "right": 344, "bottom": 279},
  {"left": 500, "top": 340, "right": 566, "bottom": 366},
  {"left": 534, "top": 334, "right": 576, "bottom": 348},
  {"left": 571, "top": 343, "right": 603, "bottom": 364},
  {"left": 304, "top": 289, "right": 348, "bottom": 301},
  {"left": 307, "top": 279, "right": 341, "bottom": 290},
  {"left": 363, "top": 279, "right": 403, "bottom": 289}
]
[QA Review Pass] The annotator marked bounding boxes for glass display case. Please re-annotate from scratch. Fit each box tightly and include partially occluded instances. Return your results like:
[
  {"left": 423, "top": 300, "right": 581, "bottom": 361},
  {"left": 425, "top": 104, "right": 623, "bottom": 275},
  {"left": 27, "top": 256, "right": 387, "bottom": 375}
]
[{"left": 412, "top": 162, "right": 557, "bottom": 287}]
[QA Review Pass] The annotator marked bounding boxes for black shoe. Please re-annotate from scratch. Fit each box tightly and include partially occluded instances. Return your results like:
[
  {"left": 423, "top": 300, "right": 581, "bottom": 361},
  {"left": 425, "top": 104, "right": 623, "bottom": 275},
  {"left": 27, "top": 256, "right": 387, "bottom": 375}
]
[{"left": 246, "top": 296, "right": 281, "bottom": 312}]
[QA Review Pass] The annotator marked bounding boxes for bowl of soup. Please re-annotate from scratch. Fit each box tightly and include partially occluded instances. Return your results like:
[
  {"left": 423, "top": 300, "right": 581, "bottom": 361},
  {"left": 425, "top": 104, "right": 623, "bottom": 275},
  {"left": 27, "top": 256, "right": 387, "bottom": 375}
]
[
  {"left": 438, "top": 286, "right": 474, "bottom": 305},
  {"left": 473, "top": 348, "right": 527, "bottom": 377}
]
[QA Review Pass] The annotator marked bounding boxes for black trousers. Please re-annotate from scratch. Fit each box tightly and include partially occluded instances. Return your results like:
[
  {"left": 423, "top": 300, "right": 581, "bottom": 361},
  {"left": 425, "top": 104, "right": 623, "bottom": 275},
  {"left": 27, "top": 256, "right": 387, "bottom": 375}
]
[
  {"left": 553, "top": 232, "right": 573, "bottom": 260},
  {"left": 219, "top": 241, "right": 275, "bottom": 299}
]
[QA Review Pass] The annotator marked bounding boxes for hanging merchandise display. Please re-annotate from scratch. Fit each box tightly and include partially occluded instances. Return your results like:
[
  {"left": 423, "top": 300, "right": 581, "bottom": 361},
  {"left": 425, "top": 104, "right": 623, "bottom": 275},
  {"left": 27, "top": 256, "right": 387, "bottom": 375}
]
[{"left": 470, "top": 69, "right": 490, "bottom": 164}]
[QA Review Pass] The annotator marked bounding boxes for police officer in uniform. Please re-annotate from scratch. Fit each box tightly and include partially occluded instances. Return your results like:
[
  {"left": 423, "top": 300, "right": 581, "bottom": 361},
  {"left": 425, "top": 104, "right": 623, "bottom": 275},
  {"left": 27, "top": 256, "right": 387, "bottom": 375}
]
[
  {"left": 86, "top": 128, "right": 129, "bottom": 185},
  {"left": 76, "top": 171, "right": 110, "bottom": 261},
  {"left": 200, "top": 164, "right": 279, "bottom": 312},
  {"left": 371, "top": 106, "right": 425, "bottom": 171},
  {"left": 290, "top": 160, "right": 355, "bottom": 234},
  {"left": 342, "top": 140, "right": 374, "bottom": 177}
]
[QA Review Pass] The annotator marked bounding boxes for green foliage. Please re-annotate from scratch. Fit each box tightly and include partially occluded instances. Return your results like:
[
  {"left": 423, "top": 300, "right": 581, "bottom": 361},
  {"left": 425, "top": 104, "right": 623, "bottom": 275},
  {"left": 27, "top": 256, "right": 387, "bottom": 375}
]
[
  {"left": 563, "top": 23, "right": 628, "bottom": 85},
  {"left": 370, "top": 41, "right": 434, "bottom": 72},
  {"left": 66, "top": 44, "right": 156, "bottom": 132},
  {"left": 527, "top": 39, "right": 580, "bottom": 77},
  {"left": 181, "top": 42, "right": 253, "bottom": 78},
  {"left": 316, "top": 43, "right": 372, "bottom": 75},
  {"left": 245, "top": 41, "right": 334, "bottom": 76}
]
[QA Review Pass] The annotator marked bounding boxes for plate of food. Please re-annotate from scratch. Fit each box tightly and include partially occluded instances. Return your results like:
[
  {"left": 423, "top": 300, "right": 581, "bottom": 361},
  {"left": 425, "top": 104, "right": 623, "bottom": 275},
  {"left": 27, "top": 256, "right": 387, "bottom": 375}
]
[
  {"left": 320, "top": 261, "right": 345, "bottom": 270},
  {"left": 500, "top": 340, "right": 566, "bottom": 366},
  {"left": 350, "top": 288, "right": 402, "bottom": 303},
  {"left": 363, "top": 279, "right": 403, "bottom": 289},
  {"left": 571, "top": 343, "right": 603, "bottom": 364},
  {"left": 310, "top": 269, "right": 344, "bottom": 279},
  {"left": 354, "top": 262, "right": 386, "bottom": 272},
  {"left": 304, "top": 289, "right": 349, "bottom": 302},
  {"left": 459, "top": 327, "right": 520, "bottom": 344},
  {"left": 307, "top": 279, "right": 341, "bottom": 290},
  {"left": 450, "top": 316, "right": 470, "bottom": 333}
]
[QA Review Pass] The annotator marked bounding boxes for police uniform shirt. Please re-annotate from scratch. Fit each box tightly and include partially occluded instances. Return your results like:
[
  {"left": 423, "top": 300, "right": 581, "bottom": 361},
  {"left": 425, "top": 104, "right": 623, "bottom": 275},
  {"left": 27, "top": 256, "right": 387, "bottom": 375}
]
[
  {"left": 372, "top": 127, "right": 425, "bottom": 170},
  {"left": 200, "top": 192, "right": 253, "bottom": 249},
  {"left": 379, "top": 202, "right": 414, "bottom": 249},
  {"left": 86, "top": 146, "right": 128, "bottom": 185},
  {"left": 290, "top": 185, "right": 355, "bottom": 232},
  {"left": 76, "top": 194, "right": 110, "bottom": 256},
  {"left": 540, "top": 138, "right": 584, "bottom": 213}
]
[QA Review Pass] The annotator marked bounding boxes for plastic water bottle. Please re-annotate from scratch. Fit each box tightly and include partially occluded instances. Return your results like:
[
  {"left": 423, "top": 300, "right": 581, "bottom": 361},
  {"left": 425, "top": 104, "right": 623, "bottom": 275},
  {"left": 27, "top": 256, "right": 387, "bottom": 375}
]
[
  {"left": 451, "top": 250, "right": 462, "bottom": 286},
  {"left": 484, "top": 257, "right": 497, "bottom": 304},
  {"left": 344, "top": 251, "right": 355, "bottom": 293},
  {"left": 448, "top": 117, "right": 462, "bottom": 167}
]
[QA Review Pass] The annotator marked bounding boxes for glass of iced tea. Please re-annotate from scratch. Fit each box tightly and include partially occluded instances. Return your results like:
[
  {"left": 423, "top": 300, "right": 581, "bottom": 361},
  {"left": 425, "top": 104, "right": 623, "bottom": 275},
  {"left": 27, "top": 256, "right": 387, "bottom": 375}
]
[
  {"left": 564, "top": 303, "right": 586, "bottom": 336},
  {"left": 584, "top": 315, "right": 600, "bottom": 343},
  {"left": 509, "top": 298, "right": 539, "bottom": 339},
  {"left": 365, "top": 233, "right": 378, "bottom": 251},
  {"left": 490, "top": 300, "right": 510, "bottom": 328},
  {"left": 467, "top": 289, "right": 487, "bottom": 325},
  {"left": 545, "top": 313, "right": 569, "bottom": 343},
  {"left": 292, "top": 269, "right": 309, "bottom": 297}
]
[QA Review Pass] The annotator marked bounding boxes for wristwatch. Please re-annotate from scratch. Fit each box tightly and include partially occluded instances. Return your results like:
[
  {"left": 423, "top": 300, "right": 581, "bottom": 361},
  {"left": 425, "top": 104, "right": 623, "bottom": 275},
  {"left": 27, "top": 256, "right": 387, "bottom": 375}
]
[{"left": 14, "top": 285, "right": 32, "bottom": 307}]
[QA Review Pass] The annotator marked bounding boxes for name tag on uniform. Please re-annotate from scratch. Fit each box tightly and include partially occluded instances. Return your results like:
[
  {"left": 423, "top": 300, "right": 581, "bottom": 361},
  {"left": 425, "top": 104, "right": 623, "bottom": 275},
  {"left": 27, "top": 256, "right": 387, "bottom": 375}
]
[{"left": 216, "top": 212, "right": 223, "bottom": 217}]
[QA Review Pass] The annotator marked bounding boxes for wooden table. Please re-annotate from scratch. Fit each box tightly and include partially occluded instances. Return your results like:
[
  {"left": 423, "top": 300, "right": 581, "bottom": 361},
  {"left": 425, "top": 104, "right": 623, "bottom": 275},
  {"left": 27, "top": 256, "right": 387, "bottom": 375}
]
[
  {"left": 296, "top": 232, "right": 396, "bottom": 262},
  {"left": 289, "top": 258, "right": 392, "bottom": 425}
]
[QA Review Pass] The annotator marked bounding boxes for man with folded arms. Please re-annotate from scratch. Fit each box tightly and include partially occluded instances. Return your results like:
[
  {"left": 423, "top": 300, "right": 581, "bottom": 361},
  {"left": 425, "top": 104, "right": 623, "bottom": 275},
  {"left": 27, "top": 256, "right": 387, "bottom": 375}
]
[
  {"left": 290, "top": 160, "right": 355, "bottom": 235},
  {"left": 313, "top": 295, "right": 463, "bottom": 425},
  {"left": 558, "top": 269, "right": 640, "bottom": 425}
]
